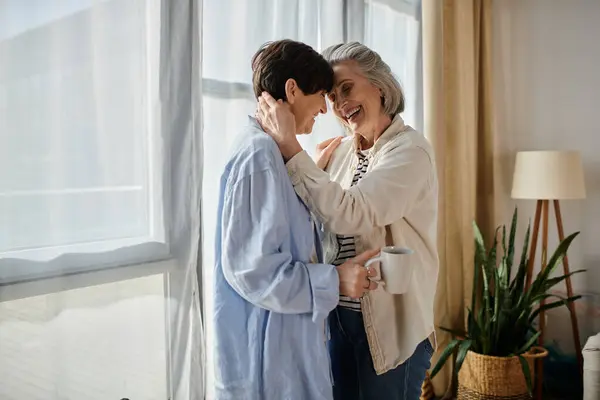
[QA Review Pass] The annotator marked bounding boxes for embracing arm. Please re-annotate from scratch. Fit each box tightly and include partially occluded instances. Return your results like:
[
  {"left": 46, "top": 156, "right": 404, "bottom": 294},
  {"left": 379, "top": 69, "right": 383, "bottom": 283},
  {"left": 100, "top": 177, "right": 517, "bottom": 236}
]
[
  {"left": 286, "top": 146, "right": 433, "bottom": 236},
  {"left": 221, "top": 167, "right": 339, "bottom": 322}
]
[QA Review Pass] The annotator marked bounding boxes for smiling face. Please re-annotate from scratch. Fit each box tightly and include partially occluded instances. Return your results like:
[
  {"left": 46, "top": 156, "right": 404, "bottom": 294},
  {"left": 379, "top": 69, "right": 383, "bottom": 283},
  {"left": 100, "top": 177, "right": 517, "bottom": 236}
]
[
  {"left": 285, "top": 79, "right": 328, "bottom": 134},
  {"left": 327, "top": 61, "right": 384, "bottom": 136}
]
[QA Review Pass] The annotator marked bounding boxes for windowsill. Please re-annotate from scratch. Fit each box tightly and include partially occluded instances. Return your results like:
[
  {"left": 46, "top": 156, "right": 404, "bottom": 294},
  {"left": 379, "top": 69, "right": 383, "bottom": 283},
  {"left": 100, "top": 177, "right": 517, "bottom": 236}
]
[
  {"left": 0, "top": 236, "right": 162, "bottom": 262},
  {"left": 0, "top": 240, "right": 172, "bottom": 285},
  {"left": 0, "top": 258, "right": 177, "bottom": 303}
]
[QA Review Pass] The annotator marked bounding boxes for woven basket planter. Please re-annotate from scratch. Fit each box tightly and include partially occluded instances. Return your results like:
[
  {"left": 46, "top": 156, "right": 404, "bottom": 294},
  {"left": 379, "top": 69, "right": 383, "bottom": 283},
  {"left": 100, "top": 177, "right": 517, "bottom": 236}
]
[{"left": 457, "top": 346, "right": 548, "bottom": 400}]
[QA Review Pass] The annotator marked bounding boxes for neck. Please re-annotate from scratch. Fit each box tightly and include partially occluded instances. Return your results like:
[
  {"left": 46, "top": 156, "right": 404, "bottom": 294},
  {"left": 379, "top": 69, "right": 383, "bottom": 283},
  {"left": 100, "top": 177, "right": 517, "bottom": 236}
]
[{"left": 357, "top": 114, "right": 393, "bottom": 149}]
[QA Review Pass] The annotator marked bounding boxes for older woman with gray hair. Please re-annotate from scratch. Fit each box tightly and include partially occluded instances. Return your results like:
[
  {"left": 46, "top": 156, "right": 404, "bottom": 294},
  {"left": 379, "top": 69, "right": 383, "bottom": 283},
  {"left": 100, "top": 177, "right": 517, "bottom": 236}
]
[{"left": 256, "top": 42, "right": 438, "bottom": 400}]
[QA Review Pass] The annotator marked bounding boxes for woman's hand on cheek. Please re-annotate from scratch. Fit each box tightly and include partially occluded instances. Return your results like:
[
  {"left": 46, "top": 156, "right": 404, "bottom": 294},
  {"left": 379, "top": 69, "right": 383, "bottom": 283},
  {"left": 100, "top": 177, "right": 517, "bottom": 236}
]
[
  {"left": 256, "top": 92, "right": 295, "bottom": 142},
  {"left": 256, "top": 92, "right": 302, "bottom": 160}
]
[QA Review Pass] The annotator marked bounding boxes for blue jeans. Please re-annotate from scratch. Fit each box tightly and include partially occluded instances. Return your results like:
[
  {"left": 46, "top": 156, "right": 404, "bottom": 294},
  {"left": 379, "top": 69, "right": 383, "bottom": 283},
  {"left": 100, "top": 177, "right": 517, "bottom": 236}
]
[{"left": 328, "top": 307, "right": 433, "bottom": 400}]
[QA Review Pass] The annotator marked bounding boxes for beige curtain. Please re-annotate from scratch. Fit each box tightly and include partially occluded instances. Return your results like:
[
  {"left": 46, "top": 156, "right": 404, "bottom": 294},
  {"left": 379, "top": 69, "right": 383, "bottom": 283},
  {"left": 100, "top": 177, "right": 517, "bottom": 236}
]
[{"left": 421, "top": 0, "right": 497, "bottom": 397}]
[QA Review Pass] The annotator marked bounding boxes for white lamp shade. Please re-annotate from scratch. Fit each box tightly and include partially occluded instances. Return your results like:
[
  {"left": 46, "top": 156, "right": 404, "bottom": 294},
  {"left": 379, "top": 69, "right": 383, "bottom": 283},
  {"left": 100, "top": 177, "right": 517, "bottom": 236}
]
[{"left": 511, "top": 151, "right": 586, "bottom": 200}]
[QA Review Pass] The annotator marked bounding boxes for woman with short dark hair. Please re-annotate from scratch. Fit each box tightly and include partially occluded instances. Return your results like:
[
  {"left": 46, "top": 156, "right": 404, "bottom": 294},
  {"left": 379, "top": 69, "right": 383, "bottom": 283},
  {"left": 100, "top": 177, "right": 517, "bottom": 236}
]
[{"left": 214, "top": 39, "right": 378, "bottom": 400}]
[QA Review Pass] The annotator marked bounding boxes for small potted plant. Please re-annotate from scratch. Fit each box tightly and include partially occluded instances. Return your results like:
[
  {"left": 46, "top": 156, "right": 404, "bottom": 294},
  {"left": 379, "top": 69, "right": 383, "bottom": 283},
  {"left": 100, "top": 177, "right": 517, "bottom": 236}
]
[{"left": 430, "top": 208, "right": 583, "bottom": 399}]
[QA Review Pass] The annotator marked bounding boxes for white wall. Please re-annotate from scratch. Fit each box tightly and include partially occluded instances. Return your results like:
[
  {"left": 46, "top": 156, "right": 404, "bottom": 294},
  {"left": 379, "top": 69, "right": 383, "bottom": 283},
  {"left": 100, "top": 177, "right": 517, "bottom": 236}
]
[{"left": 493, "top": 0, "right": 600, "bottom": 354}]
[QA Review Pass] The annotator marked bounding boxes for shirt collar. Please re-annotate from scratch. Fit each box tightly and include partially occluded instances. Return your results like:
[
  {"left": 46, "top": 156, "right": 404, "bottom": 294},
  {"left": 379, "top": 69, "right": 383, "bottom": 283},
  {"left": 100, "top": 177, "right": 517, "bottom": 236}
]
[
  {"left": 352, "top": 114, "right": 407, "bottom": 154},
  {"left": 248, "top": 115, "right": 263, "bottom": 131}
]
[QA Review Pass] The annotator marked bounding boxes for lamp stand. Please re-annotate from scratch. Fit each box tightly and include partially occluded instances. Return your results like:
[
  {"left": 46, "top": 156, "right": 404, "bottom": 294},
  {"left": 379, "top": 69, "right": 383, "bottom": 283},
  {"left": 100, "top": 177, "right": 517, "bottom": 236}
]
[{"left": 525, "top": 199, "right": 583, "bottom": 400}]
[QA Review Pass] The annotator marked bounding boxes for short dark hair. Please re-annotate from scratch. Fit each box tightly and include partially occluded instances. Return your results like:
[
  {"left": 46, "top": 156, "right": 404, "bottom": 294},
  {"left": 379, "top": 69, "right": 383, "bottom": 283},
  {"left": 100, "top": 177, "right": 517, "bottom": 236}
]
[{"left": 251, "top": 39, "right": 334, "bottom": 101}]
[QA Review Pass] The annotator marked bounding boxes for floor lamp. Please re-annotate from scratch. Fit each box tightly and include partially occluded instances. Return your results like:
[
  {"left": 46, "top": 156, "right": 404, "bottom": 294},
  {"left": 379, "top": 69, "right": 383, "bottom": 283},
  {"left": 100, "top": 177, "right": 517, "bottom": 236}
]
[{"left": 511, "top": 151, "right": 586, "bottom": 400}]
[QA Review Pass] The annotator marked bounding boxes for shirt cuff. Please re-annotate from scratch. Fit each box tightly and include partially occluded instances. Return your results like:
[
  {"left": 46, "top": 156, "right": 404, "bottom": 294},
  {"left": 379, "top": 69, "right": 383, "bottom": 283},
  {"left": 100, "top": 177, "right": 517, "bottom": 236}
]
[{"left": 305, "top": 263, "right": 339, "bottom": 323}]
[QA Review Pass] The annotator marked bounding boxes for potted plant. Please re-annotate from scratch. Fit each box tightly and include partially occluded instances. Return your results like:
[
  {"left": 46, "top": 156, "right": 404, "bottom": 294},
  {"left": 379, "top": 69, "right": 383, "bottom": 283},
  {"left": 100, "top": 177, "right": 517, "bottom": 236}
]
[{"left": 430, "top": 208, "right": 584, "bottom": 399}]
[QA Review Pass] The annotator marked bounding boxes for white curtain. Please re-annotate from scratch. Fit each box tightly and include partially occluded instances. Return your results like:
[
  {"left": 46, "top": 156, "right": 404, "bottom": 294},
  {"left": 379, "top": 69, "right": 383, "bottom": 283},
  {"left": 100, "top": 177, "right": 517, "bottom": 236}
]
[
  {"left": 0, "top": 1, "right": 204, "bottom": 399},
  {"left": 201, "top": 1, "right": 421, "bottom": 398}
]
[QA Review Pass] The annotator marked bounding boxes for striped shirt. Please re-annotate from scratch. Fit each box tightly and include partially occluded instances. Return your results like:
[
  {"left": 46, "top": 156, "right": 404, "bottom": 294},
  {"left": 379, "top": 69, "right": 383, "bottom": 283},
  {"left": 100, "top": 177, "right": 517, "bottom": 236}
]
[{"left": 333, "top": 149, "right": 370, "bottom": 312}]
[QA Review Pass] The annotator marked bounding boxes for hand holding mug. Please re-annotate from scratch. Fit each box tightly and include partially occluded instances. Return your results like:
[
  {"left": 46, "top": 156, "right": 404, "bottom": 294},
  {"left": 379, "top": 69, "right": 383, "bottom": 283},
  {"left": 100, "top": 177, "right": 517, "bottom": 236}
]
[{"left": 336, "top": 249, "right": 379, "bottom": 298}]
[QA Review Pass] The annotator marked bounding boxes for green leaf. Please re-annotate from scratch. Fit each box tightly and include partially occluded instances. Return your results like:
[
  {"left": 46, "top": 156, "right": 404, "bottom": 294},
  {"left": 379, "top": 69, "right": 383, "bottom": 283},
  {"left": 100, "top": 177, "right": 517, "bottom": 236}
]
[
  {"left": 499, "top": 258, "right": 509, "bottom": 289},
  {"left": 480, "top": 262, "right": 492, "bottom": 353},
  {"left": 515, "top": 331, "right": 542, "bottom": 355},
  {"left": 528, "top": 324, "right": 537, "bottom": 333},
  {"left": 506, "top": 207, "right": 518, "bottom": 280},
  {"left": 493, "top": 265, "right": 504, "bottom": 350},
  {"left": 473, "top": 221, "right": 488, "bottom": 264},
  {"left": 440, "top": 326, "right": 468, "bottom": 339},
  {"left": 502, "top": 224, "right": 507, "bottom": 267},
  {"left": 529, "top": 295, "right": 582, "bottom": 323},
  {"left": 519, "top": 220, "right": 532, "bottom": 268},
  {"left": 510, "top": 219, "right": 530, "bottom": 311},
  {"left": 518, "top": 354, "right": 533, "bottom": 396},
  {"left": 511, "top": 268, "right": 528, "bottom": 309},
  {"left": 430, "top": 339, "right": 461, "bottom": 379},
  {"left": 470, "top": 307, "right": 485, "bottom": 354},
  {"left": 470, "top": 231, "right": 482, "bottom": 326},
  {"left": 481, "top": 260, "right": 491, "bottom": 297},
  {"left": 454, "top": 339, "right": 473, "bottom": 377},
  {"left": 540, "top": 270, "right": 586, "bottom": 293},
  {"left": 534, "top": 232, "right": 580, "bottom": 285},
  {"left": 487, "top": 227, "right": 500, "bottom": 274},
  {"left": 510, "top": 221, "right": 530, "bottom": 294},
  {"left": 529, "top": 292, "right": 567, "bottom": 306}
]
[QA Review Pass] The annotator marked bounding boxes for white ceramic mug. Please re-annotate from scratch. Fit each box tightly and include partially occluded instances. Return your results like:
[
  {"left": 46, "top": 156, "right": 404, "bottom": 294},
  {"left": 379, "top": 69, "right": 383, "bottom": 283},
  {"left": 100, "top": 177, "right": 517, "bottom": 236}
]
[{"left": 365, "top": 246, "right": 414, "bottom": 294}]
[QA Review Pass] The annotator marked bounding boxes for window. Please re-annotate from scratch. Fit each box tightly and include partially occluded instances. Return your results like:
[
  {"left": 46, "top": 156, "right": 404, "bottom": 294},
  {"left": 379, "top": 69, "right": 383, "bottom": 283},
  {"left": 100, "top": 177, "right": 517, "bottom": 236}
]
[
  {"left": 0, "top": 1, "right": 204, "bottom": 399},
  {"left": 0, "top": 0, "right": 169, "bottom": 283}
]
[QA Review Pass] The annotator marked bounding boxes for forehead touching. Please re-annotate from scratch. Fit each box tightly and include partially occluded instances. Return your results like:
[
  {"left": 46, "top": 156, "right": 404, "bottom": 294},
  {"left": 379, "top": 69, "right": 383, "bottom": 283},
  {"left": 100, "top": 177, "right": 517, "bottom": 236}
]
[
  {"left": 327, "top": 66, "right": 358, "bottom": 101},
  {"left": 332, "top": 61, "right": 362, "bottom": 86},
  {"left": 304, "top": 88, "right": 327, "bottom": 97}
]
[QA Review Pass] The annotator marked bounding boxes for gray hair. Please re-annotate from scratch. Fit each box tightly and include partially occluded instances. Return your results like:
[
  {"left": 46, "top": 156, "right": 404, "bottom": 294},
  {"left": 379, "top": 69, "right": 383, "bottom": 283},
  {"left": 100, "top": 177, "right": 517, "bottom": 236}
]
[{"left": 321, "top": 42, "right": 404, "bottom": 116}]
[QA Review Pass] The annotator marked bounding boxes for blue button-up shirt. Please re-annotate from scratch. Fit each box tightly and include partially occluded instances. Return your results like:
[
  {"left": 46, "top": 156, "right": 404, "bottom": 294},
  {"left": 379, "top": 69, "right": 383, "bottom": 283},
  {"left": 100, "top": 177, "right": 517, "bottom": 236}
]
[{"left": 213, "top": 117, "right": 339, "bottom": 400}]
